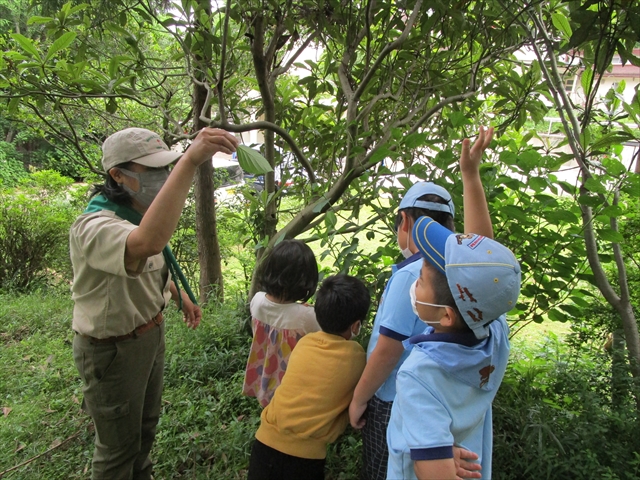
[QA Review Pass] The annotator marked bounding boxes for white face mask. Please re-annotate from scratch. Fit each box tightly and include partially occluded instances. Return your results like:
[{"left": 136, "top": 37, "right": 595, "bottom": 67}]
[
  {"left": 349, "top": 321, "right": 362, "bottom": 340},
  {"left": 409, "top": 280, "right": 448, "bottom": 325},
  {"left": 399, "top": 220, "right": 413, "bottom": 259}
]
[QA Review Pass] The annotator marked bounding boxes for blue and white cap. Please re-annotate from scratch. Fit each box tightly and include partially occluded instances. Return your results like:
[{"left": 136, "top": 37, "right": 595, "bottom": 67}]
[
  {"left": 412, "top": 216, "right": 521, "bottom": 339},
  {"left": 398, "top": 182, "right": 455, "bottom": 218}
]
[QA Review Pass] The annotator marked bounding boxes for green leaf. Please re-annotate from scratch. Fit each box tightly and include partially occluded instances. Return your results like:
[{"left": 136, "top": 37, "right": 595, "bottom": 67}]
[
  {"left": 449, "top": 111, "right": 469, "bottom": 128},
  {"left": 591, "top": 132, "right": 635, "bottom": 152},
  {"left": 235, "top": 145, "right": 273, "bottom": 175},
  {"left": 551, "top": 12, "right": 572, "bottom": 40},
  {"left": 547, "top": 309, "right": 567, "bottom": 322},
  {"left": 106, "top": 97, "right": 117, "bottom": 114},
  {"left": 11, "top": 34, "right": 41, "bottom": 60},
  {"left": 583, "top": 176, "right": 607, "bottom": 194},
  {"left": 596, "top": 228, "right": 624, "bottom": 243},
  {"left": 528, "top": 176, "right": 548, "bottom": 192},
  {"left": 8, "top": 97, "right": 20, "bottom": 114},
  {"left": 313, "top": 198, "right": 330, "bottom": 213},
  {"left": 45, "top": 32, "right": 77, "bottom": 62},
  {"left": 404, "top": 133, "right": 428, "bottom": 149},
  {"left": 580, "top": 68, "right": 593, "bottom": 95},
  {"left": 27, "top": 16, "right": 54, "bottom": 25},
  {"left": 324, "top": 210, "right": 337, "bottom": 228},
  {"left": 601, "top": 157, "right": 627, "bottom": 177},
  {"left": 369, "top": 147, "right": 393, "bottom": 164},
  {"left": 544, "top": 210, "right": 579, "bottom": 224}
]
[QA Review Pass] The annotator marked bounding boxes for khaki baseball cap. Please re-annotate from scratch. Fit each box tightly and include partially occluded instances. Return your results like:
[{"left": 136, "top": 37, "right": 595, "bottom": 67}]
[{"left": 101, "top": 128, "right": 182, "bottom": 172}]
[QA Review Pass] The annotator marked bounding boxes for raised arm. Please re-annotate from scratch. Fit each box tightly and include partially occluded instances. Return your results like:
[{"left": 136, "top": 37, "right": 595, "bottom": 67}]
[
  {"left": 460, "top": 126, "right": 494, "bottom": 238},
  {"left": 125, "top": 128, "right": 238, "bottom": 269}
]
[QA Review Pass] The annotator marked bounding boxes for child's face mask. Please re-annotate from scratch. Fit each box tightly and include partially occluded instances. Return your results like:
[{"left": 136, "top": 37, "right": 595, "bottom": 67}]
[
  {"left": 409, "top": 280, "right": 447, "bottom": 325},
  {"left": 120, "top": 167, "right": 170, "bottom": 208},
  {"left": 397, "top": 215, "right": 413, "bottom": 259},
  {"left": 350, "top": 321, "right": 362, "bottom": 340}
]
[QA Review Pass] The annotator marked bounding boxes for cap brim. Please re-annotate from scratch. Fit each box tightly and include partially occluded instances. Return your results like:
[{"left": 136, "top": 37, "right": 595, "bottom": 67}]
[
  {"left": 131, "top": 150, "right": 182, "bottom": 168},
  {"left": 412, "top": 216, "right": 453, "bottom": 274}
]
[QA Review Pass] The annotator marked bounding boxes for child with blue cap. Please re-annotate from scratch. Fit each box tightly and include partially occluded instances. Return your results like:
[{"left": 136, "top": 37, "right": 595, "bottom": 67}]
[
  {"left": 349, "top": 127, "right": 494, "bottom": 480},
  {"left": 386, "top": 216, "right": 521, "bottom": 480}
]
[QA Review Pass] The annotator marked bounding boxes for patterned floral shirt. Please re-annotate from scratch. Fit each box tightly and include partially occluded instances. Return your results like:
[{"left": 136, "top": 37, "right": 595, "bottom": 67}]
[{"left": 242, "top": 292, "right": 320, "bottom": 407}]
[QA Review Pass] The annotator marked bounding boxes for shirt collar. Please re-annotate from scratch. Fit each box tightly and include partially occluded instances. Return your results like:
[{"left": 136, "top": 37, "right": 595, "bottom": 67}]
[
  {"left": 407, "top": 330, "right": 483, "bottom": 347},
  {"left": 394, "top": 252, "right": 422, "bottom": 271}
]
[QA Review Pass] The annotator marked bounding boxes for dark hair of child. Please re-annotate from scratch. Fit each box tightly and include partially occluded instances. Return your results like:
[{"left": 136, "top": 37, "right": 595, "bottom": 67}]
[
  {"left": 260, "top": 240, "right": 318, "bottom": 303},
  {"left": 422, "top": 260, "right": 470, "bottom": 333},
  {"left": 315, "top": 274, "right": 371, "bottom": 335},
  {"left": 91, "top": 161, "right": 134, "bottom": 206},
  {"left": 395, "top": 193, "right": 455, "bottom": 232}
]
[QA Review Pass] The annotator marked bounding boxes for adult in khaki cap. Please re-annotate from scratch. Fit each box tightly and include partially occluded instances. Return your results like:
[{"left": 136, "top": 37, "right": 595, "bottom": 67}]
[{"left": 70, "top": 127, "right": 238, "bottom": 480}]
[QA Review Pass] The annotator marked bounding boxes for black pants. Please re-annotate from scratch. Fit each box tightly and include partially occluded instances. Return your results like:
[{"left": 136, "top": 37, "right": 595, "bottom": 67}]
[{"left": 247, "top": 439, "right": 325, "bottom": 480}]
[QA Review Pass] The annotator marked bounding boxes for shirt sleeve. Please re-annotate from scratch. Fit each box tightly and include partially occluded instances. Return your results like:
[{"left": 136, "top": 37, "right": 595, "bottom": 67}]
[
  {"left": 378, "top": 267, "right": 420, "bottom": 339},
  {"left": 395, "top": 367, "right": 455, "bottom": 461},
  {"left": 71, "top": 214, "right": 140, "bottom": 277},
  {"left": 300, "top": 305, "right": 320, "bottom": 334}
]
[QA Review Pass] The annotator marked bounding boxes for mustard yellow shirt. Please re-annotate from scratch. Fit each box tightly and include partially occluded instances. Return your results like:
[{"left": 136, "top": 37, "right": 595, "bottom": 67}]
[
  {"left": 256, "top": 331, "right": 366, "bottom": 459},
  {"left": 69, "top": 210, "right": 171, "bottom": 338}
]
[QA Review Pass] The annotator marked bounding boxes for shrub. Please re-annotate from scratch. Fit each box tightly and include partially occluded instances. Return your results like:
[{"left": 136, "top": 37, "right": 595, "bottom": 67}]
[
  {"left": 0, "top": 141, "right": 28, "bottom": 187},
  {"left": 493, "top": 335, "right": 640, "bottom": 480},
  {"left": 0, "top": 170, "right": 82, "bottom": 291}
]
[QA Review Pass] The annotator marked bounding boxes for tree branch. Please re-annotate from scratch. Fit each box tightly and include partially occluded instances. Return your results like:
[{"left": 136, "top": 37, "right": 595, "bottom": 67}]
[{"left": 353, "top": 0, "right": 423, "bottom": 102}]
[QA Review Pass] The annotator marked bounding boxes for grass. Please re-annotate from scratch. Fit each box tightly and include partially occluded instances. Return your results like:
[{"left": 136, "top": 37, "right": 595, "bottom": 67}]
[
  {"left": 0, "top": 289, "right": 367, "bottom": 479},
  {"left": 1, "top": 282, "right": 633, "bottom": 480},
  {"left": 0, "top": 284, "right": 571, "bottom": 480}
]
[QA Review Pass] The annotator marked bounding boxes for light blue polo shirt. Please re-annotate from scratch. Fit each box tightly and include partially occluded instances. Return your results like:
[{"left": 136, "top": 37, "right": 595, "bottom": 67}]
[
  {"left": 365, "top": 253, "right": 427, "bottom": 402},
  {"left": 386, "top": 317, "right": 510, "bottom": 480}
]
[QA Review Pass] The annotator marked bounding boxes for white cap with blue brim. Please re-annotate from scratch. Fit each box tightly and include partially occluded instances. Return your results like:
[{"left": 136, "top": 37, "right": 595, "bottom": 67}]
[{"left": 398, "top": 182, "right": 455, "bottom": 217}]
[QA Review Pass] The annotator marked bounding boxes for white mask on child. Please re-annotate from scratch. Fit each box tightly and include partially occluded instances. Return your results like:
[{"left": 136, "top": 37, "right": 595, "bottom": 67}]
[
  {"left": 399, "top": 229, "right": 413, "bottom": 259},
  {"left": 349, "top": 322, "right": 362, "bottom": 340},
  {"left": 409, "top": 280, "right": 447, "bottom": 325}
]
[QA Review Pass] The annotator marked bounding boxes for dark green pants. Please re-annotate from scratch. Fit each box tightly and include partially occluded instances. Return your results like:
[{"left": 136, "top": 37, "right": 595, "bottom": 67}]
[{"left": 73, "top": 323, "right": 165, "bottom": 480}]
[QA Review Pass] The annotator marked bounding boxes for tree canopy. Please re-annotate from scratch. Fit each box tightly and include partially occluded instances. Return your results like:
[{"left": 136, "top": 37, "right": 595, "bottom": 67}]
[{"left": 1, "top": 0, "right": 639, "bottom": 404}]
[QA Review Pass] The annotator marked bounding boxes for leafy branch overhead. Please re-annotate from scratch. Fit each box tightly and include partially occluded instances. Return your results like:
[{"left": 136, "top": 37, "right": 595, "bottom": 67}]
[{"left": 1, "top": 0, "right": 639, "bottom": 401}]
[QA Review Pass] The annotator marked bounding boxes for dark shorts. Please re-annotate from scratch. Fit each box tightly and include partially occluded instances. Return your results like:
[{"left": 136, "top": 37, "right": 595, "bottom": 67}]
[
  {"left": 248, "top": 439, "right": 325, "bottom": 480},
  {"left": 361, "top": 395, "right": 393, "bottom": 480}
]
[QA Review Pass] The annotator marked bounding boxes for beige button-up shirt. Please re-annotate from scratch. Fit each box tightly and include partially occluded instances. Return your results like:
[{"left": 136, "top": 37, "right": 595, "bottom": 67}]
[{"left": 70, "top": 210, "right": 171, "bottom": 338}]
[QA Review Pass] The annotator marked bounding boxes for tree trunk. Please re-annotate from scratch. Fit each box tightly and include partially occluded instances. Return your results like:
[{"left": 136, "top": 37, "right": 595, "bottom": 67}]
[{"left": 193, "top": 77, "right": 223, "bottom": 303}]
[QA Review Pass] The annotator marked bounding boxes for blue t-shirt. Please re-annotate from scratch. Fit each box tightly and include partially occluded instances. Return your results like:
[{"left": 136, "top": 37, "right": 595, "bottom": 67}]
[
  {"left": 366, "top": 253, "right": 427, "bottom": 402},
  {"left": 386, "top": 317, "right": 510, "bottom": 480}
]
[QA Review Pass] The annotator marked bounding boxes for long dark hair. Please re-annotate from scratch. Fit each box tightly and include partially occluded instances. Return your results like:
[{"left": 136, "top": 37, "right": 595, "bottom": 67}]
[{"left": 90, "top": 162, "right": 134, "bottom": 206}]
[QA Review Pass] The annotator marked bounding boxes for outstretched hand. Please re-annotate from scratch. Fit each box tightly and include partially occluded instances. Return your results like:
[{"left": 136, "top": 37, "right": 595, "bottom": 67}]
[
  {"left": 460, "top": 126, "right": 494, "bottom": 175},
  {"left": 184, "top": 127, "right": 239, "bottom": 168}
]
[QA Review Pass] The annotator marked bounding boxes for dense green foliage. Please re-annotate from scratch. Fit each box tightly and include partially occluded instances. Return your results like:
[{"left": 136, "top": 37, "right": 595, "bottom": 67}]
[{"left": 0, "top": 170, "right": 84, "bottom": 290}]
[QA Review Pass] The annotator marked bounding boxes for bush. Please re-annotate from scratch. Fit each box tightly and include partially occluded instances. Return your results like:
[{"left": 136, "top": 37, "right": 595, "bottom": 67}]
[
  {"left": 0, "top": 141, "right": 28, "bottom": 187},
  {"left": 0, "top": 170, "right": 83, "bottom": 291},
  {"left": 493, "top": 335, "right": 640, "bottom": 480}
]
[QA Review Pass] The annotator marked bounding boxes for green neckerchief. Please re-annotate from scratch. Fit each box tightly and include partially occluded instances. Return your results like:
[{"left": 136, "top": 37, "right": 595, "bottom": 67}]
[{"left": 84, "top": 194, "right": 197, "bottom": 310}]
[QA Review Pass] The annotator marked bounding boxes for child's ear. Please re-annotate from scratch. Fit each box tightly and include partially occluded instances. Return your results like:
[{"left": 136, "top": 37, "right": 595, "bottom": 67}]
[
  {"left": 400, "top": 212, "right": 412, "bottom": 233},
  {"left": 440, "top": 307, "right": 458, "bottom": 327}
]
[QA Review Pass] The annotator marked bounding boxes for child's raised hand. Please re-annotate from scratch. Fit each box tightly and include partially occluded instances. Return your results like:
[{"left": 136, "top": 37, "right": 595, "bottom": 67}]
[{"left": 460, "top": 126, "right": 494, "bottom": 175}]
